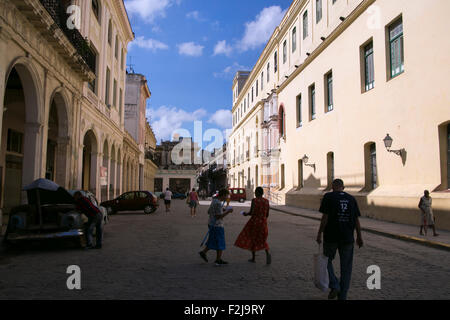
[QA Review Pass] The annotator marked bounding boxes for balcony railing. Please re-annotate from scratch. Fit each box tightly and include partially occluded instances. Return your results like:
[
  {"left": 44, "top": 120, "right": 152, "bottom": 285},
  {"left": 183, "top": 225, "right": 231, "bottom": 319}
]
[{"left": 40, "top": 0, "right": 96, "bottom": 73}]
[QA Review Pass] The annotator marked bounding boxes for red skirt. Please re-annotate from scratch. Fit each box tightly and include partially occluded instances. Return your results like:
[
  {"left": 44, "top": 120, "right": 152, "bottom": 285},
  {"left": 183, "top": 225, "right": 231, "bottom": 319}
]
[{"left": 234, "top": 217, "right": 269, "bottom": 251}]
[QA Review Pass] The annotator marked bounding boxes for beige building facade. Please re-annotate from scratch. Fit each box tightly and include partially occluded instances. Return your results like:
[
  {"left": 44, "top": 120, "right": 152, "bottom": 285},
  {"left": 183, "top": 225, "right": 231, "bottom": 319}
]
[
  {"left": 0, "top": 0, "right": 134, "bottom": 231},
  {"left": 228, "top": 0, "right": 450, "bottom": 229}
]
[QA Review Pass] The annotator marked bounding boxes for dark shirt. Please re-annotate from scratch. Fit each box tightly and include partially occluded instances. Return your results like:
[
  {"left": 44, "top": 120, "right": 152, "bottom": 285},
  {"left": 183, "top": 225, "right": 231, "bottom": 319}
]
[
  {"left": 319, "top": 191, "right": 361, "bottom": 244},
  {"left": 75, "top": 196, "right": 101, "bottom": 218}
]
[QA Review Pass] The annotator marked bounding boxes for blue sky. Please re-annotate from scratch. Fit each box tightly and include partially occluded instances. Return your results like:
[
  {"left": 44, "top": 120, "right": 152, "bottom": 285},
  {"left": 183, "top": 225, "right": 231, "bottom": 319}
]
[{"left": 124, "top": 0, "right": 293, "bottom": 148}]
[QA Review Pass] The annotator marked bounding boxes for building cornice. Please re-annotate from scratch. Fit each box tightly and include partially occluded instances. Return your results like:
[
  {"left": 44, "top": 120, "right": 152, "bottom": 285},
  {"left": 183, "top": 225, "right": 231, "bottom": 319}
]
[
  {"left": 276, "top": 0, "right": 376, "bottom": 94},
  {"left": 112, "top": 0, "right": 134, "bottom": 43}
]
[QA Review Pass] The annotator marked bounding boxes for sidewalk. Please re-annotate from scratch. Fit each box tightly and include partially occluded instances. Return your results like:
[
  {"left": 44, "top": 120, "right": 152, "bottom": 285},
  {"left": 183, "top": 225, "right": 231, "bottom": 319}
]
[{"left": 270, "top": 204, "right": 450, "bottom": 252}]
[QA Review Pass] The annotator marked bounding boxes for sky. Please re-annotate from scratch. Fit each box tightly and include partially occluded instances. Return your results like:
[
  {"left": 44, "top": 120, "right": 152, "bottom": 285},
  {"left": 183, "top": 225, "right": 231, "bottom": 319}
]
[{"left": 124, "top": 0, "right": 293, "bottom": 150}]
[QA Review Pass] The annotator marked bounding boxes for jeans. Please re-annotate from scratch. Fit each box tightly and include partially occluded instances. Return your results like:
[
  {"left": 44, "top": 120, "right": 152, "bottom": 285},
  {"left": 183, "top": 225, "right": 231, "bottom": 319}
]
[
  {"left": 85, "top": 213, "right": 103, "bottom": 247},
  {"left": 323, "top": 242, "right": 354, "bottom": 300}
]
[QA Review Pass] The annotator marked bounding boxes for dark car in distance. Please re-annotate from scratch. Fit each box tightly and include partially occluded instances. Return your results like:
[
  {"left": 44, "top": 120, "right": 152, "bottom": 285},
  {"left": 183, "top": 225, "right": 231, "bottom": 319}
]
[
  {"left": 100, "top": 191, "right": 159, "bottom": 215},
  {"left": 172, "top": 192, "right": 187, "bottom": 200}
]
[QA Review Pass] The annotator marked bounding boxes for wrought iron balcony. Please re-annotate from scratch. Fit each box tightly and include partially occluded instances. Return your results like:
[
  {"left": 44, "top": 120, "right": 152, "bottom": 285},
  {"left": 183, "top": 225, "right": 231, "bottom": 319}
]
[{"left": 39, "top": 0, "right": 96, "bottom": 73}]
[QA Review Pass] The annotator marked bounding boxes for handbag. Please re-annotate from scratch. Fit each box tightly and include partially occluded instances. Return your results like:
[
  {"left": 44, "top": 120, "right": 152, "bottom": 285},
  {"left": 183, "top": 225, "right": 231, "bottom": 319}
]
[{"left": 313, "top": 244, "right": 329, "bottom": 292}]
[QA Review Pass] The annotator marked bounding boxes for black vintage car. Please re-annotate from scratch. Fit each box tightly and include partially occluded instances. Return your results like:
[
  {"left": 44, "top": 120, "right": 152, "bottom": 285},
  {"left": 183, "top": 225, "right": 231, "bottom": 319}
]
[{"left": 3, "top": 179, "right": 85, "bottom": 246}]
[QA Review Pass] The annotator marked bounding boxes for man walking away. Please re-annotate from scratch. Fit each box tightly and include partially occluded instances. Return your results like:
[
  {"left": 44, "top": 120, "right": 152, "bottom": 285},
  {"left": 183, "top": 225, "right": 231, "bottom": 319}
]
[
  {"left": 164, "top": 188, "right": 173, "bottom": 213},
  {"left": 74, "top": 191, "right": 103, "bottom": 249},
  {"left": 316, "top": 179, "right": 363, "bottom": 300}
]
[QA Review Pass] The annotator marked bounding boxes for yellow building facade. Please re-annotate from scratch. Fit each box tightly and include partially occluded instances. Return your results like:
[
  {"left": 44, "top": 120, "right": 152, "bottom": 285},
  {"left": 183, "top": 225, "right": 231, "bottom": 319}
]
[
  {"left": 0, "top": 0, "right": 134, "bottom": 230},
  {"left": 229, "top": 0, "right": 450, "bottom": 229}
]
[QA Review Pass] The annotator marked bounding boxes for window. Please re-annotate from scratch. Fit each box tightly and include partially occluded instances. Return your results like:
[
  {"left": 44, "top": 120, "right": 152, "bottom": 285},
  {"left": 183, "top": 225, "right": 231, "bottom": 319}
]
[
  {"left": 280, "top": 164, "right": 285, "bottom": 189},
  {"left": 325, "top": 72, "right": 333, "bottom": 112},
  {"left": 279, "top": 106, "right": 285, "bottom": 138},
  {"left": 309, "top": 84, "right": 316, "bottom": 120},
  {"left": 261, "top": 73, "right": 264, "bottom": 91},
  {"left": 119, "top": 89, "right": 123, "bottom": 117},
  {"left": 316, "top": 0, "right": 322, "bottom": 23},
  {"left": 274, "top": 52, "right": 278, "bottom": 72},
  {"left": 105, "top": 67, "right": 111, "bottom": 106},
  {"left": 389, "top": 18, "right": 404, "bottom": 78},
  {"left": 244, "top": 99, "right": 246, "bottom": 113},
  {"left": 115, "top": 35, "right": 119, "bottom": 59},
  {"left": 256, "top": 80, "right": 259, "bottom": 97},
  {"left": 303, "top": 11, "right": 308, "bottom": 39},
  {"left": 7, "top": 129, "right": 23, "bottom": 154},
  {"left": 292, "top": 27, "right": 297, "bottom": 52},
  {"left": 108, "top": 20, "right": 112, "bottom": 45},
  {"left": 332, "top": 0, "right": 337, "bottom": 4},
  {"left": 283, "top": 40, "right": 287, "bottom": 64},
  {"left": 255, "top": 165, "right": 259, "bottom": 186},
  {"left": 248, "top": 93, "right": 250, "bottom": 107},
  {"left": 88, "top": 47, "right": 98, "bottom": 93},
  {"left": 92, "top": 0, "right": 100, "bottom": 22},
  {"left": 121, "top": 48, "right": 125, "bottom": 70},
  {"left": 296, "top": 94, "right": 302, "bottom": 127},
  {"left": 252, "top": 87, "right": 254, "bottom": 102},
  {"left": 267, "top": 63, "right": 270, "bottom": 82},
  {"left": 363, "top": 41, "right": 375, "bottom": 91},
  {"left": 113, "top": 79, "right": 117, "bottom": 108}
]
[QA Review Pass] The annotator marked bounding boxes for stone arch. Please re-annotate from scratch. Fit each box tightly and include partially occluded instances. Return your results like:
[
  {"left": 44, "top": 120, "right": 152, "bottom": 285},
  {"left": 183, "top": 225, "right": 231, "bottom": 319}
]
[
  {"left": 110, "top": 143, "right": 116, "bottom": 199},
  {"left": 45, "top": 88, "right": 71, "bottom": 187},
  {"left": 81, "top": 129, "right": 99, "bottom": 194},
  {"left": 101, "top": 139, "right": 109, "bottom": 201},
  {"left": 1, "top": 58, "right": 43, "bottom": 210}
]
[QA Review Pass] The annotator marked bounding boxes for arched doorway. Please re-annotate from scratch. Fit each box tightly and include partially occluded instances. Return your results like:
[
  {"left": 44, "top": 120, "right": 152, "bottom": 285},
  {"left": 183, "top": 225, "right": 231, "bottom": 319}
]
[
  {"left": 101, "top": 140, "right": 109, "bottom": 202},
  {"left": 1, "top": 65, "right": 41, "bottom": 212},
  {"left": 110, "top": 144, "right": 116, "bottom": 199},
  {"left": 46, "top": 92, "right": 70, "bottom": 187},
  {"left": 82, "top": 130, "right": 98, "bottom": 194}
]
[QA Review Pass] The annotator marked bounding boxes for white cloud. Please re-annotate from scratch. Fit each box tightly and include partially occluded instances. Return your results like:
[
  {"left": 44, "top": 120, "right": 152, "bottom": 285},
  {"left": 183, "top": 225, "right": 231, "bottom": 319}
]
[
  {"left": 213, "top": 40, "right": 233, "bottom": 57},
  {"left": 213, "top": 62, "right": 249, "bottom": 79},
  {"left": 177, "top": 42, "right": 204, "bottom": 57},
  {"left": 125, "top": 0, "right": 179, "bottom": 23},
  {"left": 238, "top": 6, "right": 287, "bottom": 51},
  {"left": 208, "top": 109, "right": 232, "bottom": 129},
  {"left": 147, "top": 106, "right": 207, "bottom": 141},
  {"left": 128, "top": 36, "right": 169, "bottom": 52},
  {"left": 186, "top": 10, "right": 201, "bottom": 20}
]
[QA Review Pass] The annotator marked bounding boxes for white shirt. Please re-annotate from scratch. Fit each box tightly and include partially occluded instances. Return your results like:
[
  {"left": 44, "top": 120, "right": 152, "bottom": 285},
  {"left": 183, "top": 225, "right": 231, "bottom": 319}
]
[{"left": 164, "top": 191, "right": 172, "bottom": 200}]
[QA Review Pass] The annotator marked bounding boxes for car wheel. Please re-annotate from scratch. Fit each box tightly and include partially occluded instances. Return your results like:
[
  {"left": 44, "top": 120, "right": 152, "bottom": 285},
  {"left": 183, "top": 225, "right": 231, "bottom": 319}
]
[
  {"left": 144, "top": 205, "right": 153, "bottom": 214},
  {"left": 239, "top": 198, "right": 245, "bottom": 203}
]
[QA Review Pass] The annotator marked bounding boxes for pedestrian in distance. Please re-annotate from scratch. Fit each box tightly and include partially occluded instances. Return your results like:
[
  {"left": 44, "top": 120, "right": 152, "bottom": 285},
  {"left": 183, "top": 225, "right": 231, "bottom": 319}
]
[
  {"left": 164, "top": 188, "right": 172, "bottom": 213},
  {"left": 188, "top": 188, "right": 199, "bottom": 217},
  {"left": 234, "top": 187, "right": 271, "bottom": 265},
  {"left": 73, "top": 191, "right": 103, "bottom": 249},
  {"left": 199, "top": 189, "right": 233, "bottom": 266},
  {"left": 316, "top": 179, "right": 363, "bottom": 300},
  {"left": 418, "top": 190, "right": 438, "bottom": 236}
]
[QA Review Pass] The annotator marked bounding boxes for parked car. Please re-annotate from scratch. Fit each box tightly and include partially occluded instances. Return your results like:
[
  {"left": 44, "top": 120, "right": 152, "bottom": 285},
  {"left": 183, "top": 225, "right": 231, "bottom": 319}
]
[
  {"left": 3, "top": 179, "right": 85, "bottom": 246},
  {"left": 172, "top": 192, "right": 187, "bottom": 200},
  {"left": 68, "top": 190, "right": 108, "bottom": 226},
  {"left": 229, "top": 188, "right": 246, "bottom": 203},
  {"left": 100, "top": 191, "right": 159, "bottom": 215}
]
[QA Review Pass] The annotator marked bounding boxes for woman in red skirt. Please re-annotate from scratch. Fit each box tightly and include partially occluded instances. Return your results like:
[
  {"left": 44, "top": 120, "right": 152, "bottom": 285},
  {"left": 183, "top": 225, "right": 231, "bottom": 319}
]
[{"left": 234, "top": 187, "right": 272, "bottom": 265}]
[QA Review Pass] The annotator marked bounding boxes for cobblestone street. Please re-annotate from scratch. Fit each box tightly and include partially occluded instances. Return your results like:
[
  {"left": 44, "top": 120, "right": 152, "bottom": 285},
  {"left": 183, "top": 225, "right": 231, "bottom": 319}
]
[{"left": 0, "top": 200, "right": 449, "bottom": 300}]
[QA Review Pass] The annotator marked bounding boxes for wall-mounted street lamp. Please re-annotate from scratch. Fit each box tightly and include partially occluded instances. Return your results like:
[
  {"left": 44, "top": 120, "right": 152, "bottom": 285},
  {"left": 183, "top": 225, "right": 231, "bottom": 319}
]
[
  {"left": 302, "top": 154, "right": 316, "bottom": 171},
  {"left": 383, "top": 134, "right": 405, "bottom": 157}
]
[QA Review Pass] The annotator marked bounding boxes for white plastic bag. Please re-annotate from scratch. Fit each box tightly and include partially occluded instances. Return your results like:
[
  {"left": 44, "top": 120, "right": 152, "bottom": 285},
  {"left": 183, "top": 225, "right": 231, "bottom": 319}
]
[{"left": 313, "top": 245, "right": 329, "bottom": 292}]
